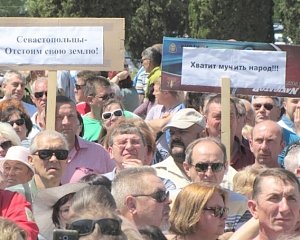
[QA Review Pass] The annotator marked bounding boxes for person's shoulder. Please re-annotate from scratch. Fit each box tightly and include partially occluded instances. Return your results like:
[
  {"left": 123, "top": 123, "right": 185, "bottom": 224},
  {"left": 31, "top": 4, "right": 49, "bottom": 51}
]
[
  {"left": 78, "top": 137, "right": 108, "bottom": 152},
  {"left": 226, "top": 189, "right": 248, "bottom": 202}
]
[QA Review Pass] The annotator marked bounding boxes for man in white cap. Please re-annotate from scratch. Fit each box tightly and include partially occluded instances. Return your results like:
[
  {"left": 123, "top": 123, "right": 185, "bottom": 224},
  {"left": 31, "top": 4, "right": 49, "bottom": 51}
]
[
  {"left": 152, "top": 108, "right": 206, "bottom": 189},
  {"left": 0, "top": 146, "right": 34, "bottom": 188}
]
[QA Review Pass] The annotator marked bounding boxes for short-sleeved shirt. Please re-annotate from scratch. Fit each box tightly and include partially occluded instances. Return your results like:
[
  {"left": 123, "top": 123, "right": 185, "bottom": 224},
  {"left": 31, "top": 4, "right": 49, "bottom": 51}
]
[
  {"left": 61, "top": 136, "right": 115, "bottom": 184},
  {"left": 83, "top": 111, "right": 140, "bottom": 142}
]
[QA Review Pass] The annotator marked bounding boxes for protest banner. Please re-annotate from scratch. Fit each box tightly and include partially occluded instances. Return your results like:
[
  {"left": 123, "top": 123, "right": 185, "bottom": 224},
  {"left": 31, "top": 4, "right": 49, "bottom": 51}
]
[
  {"left": 0, "top": 18, "right": 125, "bottom": 130},
  {"left": 162, "top": 37, "right": 300, "bottom": 97}
]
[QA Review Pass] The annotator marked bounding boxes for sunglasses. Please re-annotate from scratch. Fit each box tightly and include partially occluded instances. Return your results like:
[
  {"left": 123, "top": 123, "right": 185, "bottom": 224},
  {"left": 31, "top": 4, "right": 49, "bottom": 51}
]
[
  {"left": 66, "top": 218, "right": 121, "bottom": 236},
  {"left": 203, "top": 206, "right": 229, "bottom": 218},
  {"left": 33, "top": 149, "right": 68, "bottom": 160},
  {"left": 132, "top": 190, "right": 169, "bottom": 203},
  {"left": 0, "top": 140, "right": 12, "bottom": 150},
  {"left": 75, "top": 84, "right": 86, "bottom": 91},
  {"left": 102, "top": 109, "right": 123, "bottom": 120},
  {"left": 192, "top": 162, "right": 224, "bottom": 173},
  {"left": 34, "top": 91, "right": 47, "bottom": 99},
  {"left": 95, "top": 92, "right": 115, "bottom": 101},
  {"left": 8, "top": 118, "right": 25, "bottom": 127},
  {"left": 253, "top": 103, "right": 274, "bottom": 111}
]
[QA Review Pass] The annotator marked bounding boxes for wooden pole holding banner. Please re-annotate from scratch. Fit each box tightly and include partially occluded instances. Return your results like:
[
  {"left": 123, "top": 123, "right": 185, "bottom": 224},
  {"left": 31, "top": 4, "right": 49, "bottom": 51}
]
[
  {"left": 46, "top": 70, "right": 57, "bottom": 130},
  {"left": 221, "top": 77, "right": 231, "bottom": 162}
]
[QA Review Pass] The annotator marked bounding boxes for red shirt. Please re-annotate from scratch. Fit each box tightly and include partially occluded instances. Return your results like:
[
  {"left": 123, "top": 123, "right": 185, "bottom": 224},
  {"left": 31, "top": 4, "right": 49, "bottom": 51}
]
[{"left": 0, "top": 189, "right": 39, "bottom": 240}]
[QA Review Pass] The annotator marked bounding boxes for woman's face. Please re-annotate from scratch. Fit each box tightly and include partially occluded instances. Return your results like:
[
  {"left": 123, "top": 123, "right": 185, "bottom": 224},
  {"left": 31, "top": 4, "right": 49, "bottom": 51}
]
[
  {"left": 197, "top": 192, "right": 227, "bottom": 240},
  {"left": 58, "top": 199, "right": 72, "bottom": 229},
  {"left": 0, "top": 134, "right": 12, "bottom": 157},
  {"left": 8, "top": 113, "right": 27, "bottom": 141},
  {"left": 102, "top": 103, "right": 124, "bottom": 129}
]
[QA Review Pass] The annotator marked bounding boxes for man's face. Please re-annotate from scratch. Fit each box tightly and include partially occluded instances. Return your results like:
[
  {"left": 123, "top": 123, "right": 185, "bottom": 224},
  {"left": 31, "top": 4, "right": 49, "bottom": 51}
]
[
  {"left": 284, "top": 98, "right": 300, "bottom": 122},
  {"left": 252, "top": 97, "right": 279, "bottom": 123},
  {"left": 249, "top": 122, "right": 284, "bottom": 168},
  {"left": 206, "top": 102, "right": 222, "bottom": 138},
  {"left": 3, "top": 160, "right": 33, "bottom": 187},
  {"left": 89, "top": 85, "right": 113, "bottom": 109},
  {"left": 74, "top": 77, "right": 86, "bottom": 103},
  {"left": 108, "top": 133, "right": 148, "bottom": 166},
  {"left": 28, "top": 136, "right": 67, "bottom": 181},
  {"left": 55, "top": 103, "right": 79, "bottom": 140},
  {"left": 2, "top": 75, "right": 25, "bottom": 100},
  {"left": 205, "top": 102, "right": 237, "bottom": 141},
  {"left": 134, "top": 174, "right": 171, "bottom": 228},
  {"left": 31, "top": 80, "right": 48, "bottom": 111},
  {"left": 183, "top": 140, "right": 226, "bottom": 185},
  {"left": 141, "top": 56, "right": 151, "bottom": 73},
  {"left": 249, "top": 177, "right": 300, "bottom": 237},
  {"left": 169, "top": 124, "right": 205, "bottom": 164}
]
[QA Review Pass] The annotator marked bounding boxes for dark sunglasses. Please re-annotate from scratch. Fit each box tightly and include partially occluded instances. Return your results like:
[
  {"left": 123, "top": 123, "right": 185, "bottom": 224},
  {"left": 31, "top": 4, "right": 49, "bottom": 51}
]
[
  {"left": 34, "top": 91, "right": 47, "bottom": 99},
  {"left": 253, "top": 103, "right": 274, "bottom": 111},
  {"left": 192, "top": 162, "right": 224, "bottom": 173},
  {"left": 8, "top": 118, "right": 25, "bottom": 127},
  {"left": 75, "top": 84, "right": 86, "bottom": 91},
  {"left": 97, "top": 92, "right": 115, "bottom": 101},
  {"left": 102, "top": 109, "right": 123, "bottom": 120},
  {"left": 66, "top": 218, "right": 121, "bottom": 236},
  {"left": 203, "top": 206, "right": 229, "bottom": 218},
  {"left": 33, "top": 149, "right": 68, "bottom": 160},
  {"left": 132, "top": 190, "right": 169, "bottom": 203},
  {"left": 0, "top": 140, "right": 12, "bottom": 150}
]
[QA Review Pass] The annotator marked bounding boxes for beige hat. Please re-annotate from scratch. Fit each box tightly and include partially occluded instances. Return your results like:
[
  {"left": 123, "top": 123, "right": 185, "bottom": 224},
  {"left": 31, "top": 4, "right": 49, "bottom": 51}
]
[
  {"left": 162, "top": 108, "right": 206, "bottom": 132},
  {"left": 0, "top": 146, "right": 34, "bottom": 174},
  {"left": 33, "top": 183, "right": 88, "bottom": 240}
]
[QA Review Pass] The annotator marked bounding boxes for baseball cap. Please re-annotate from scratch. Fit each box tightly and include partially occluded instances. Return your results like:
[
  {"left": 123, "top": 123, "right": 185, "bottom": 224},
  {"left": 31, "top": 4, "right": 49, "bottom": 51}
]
[{"left": 162, "top": 108, "right": 206, "bottom": 132}]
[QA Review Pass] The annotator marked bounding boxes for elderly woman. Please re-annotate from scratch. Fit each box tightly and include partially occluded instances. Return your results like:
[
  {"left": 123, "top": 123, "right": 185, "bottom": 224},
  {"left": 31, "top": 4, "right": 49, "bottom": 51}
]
[
  {"left": 0, "top": 122, "right": 21, "bottom": 157},
  {"left": 1, "top": 107, "right": 32, "bottom": 141},
  {"left": 0, "top": 146, "right": 34, "bottom": 188},
  {"left": 169, "top": 183, "right": 228, "bottom": 240}
]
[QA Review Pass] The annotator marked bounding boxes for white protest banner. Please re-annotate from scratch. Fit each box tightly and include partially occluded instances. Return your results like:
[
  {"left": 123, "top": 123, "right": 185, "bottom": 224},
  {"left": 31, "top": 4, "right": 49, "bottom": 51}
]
[
  {"left": 181, "top": 47, "right": 286, "bottom": 89},
  {"left": 0, "top": 26, "right": 103, "bottom": 65}
]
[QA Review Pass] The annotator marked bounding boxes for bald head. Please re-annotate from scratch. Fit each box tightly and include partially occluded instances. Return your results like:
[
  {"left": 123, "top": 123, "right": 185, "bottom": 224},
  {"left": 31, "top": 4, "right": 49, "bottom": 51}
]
[{"left": 250, "top": 120, "right": 284, "bottom": 168}]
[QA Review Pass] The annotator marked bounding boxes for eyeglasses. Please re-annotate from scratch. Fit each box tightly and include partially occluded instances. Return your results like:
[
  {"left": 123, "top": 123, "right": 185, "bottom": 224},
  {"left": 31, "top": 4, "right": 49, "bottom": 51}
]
[
  {"left": 192, "top": 162, "right": 224, "bottom": 173},
  {"left": 113, "top": 138, "right": 143, "bottom": 148},
  {"left": 75, "top": 84, "right": 86, "bottom": 91},
  {"left": 66, "top": 218, "right": 121, "bottom": 236},
  {"left": 34, "top": 91, "right": 47, "bottom": 99},
  {"left": 253, "top": 103, "right": 274, "bottom": 111},
  {"left": 33, "top": 149, "right": 68, "bottom": 160},
  {"left": 140, "top": 58, "right": 150, "bottom": 64},
  {"left": 0, "top": 140, "right": 12, "bottom": 150},
  {"left": 102, "top": 109, "right": 123, "bottom": 120},
  {"left": 8, "top": 118, "right": 25, "bottom": 127},
  {"left": 95, "top": 92, "right": 115, "bottom": 101},
  {"left": 203, "top": 206, "right": 229, "bottom": 218},
  {"left": 132, "top": 190, "right": 169, "bottom": 203}
]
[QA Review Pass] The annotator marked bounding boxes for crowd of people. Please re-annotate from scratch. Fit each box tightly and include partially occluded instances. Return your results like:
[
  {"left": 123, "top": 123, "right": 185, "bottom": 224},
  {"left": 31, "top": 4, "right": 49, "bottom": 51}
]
[{"left": 0, "top": 43, "right": 300, "bottom": 240}]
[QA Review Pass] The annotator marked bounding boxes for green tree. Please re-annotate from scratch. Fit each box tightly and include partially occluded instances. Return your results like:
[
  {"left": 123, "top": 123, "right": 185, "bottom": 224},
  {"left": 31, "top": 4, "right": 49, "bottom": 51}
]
[
  {"left": 278, "top": 0, "right": 300, "bottom": 44},
  {"left": 128, "top": 0, "right": 188, "bottom": 60},
  {"left": 188, "top": 0, "right": 274, "bottom": 42},
  {"left": 0, "top": 0, "right": 26, "bottom": 16},
  {"left": 26, "top": 0, "right": 61, "bottom": 17}
]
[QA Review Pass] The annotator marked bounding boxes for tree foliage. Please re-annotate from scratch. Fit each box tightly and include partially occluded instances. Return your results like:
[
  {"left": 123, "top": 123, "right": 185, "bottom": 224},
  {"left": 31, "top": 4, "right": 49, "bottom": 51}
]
[
  {"left": 277, "top": 0, "right": 300, "bottom": 44},
  {"left": 0, "top": 0, "right": 26, "bottom": 16},
  {"left": 128, "top": 0, "right": 188, "bottom": 60},
  {"left": 188, "top": 0, "right": 274, "bottom": 42}
]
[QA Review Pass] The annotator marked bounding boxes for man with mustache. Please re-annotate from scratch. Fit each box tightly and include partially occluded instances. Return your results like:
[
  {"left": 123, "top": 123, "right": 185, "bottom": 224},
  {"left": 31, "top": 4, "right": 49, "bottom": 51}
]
[{"left": 153, "top": 108, "right": 206, "bottom": 189}]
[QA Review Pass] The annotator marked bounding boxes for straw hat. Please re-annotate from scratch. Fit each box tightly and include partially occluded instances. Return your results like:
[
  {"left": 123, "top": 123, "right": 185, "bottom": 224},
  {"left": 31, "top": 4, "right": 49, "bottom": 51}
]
[{"left": 33, "top": 183, "right": 88, "bottom": 240}]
